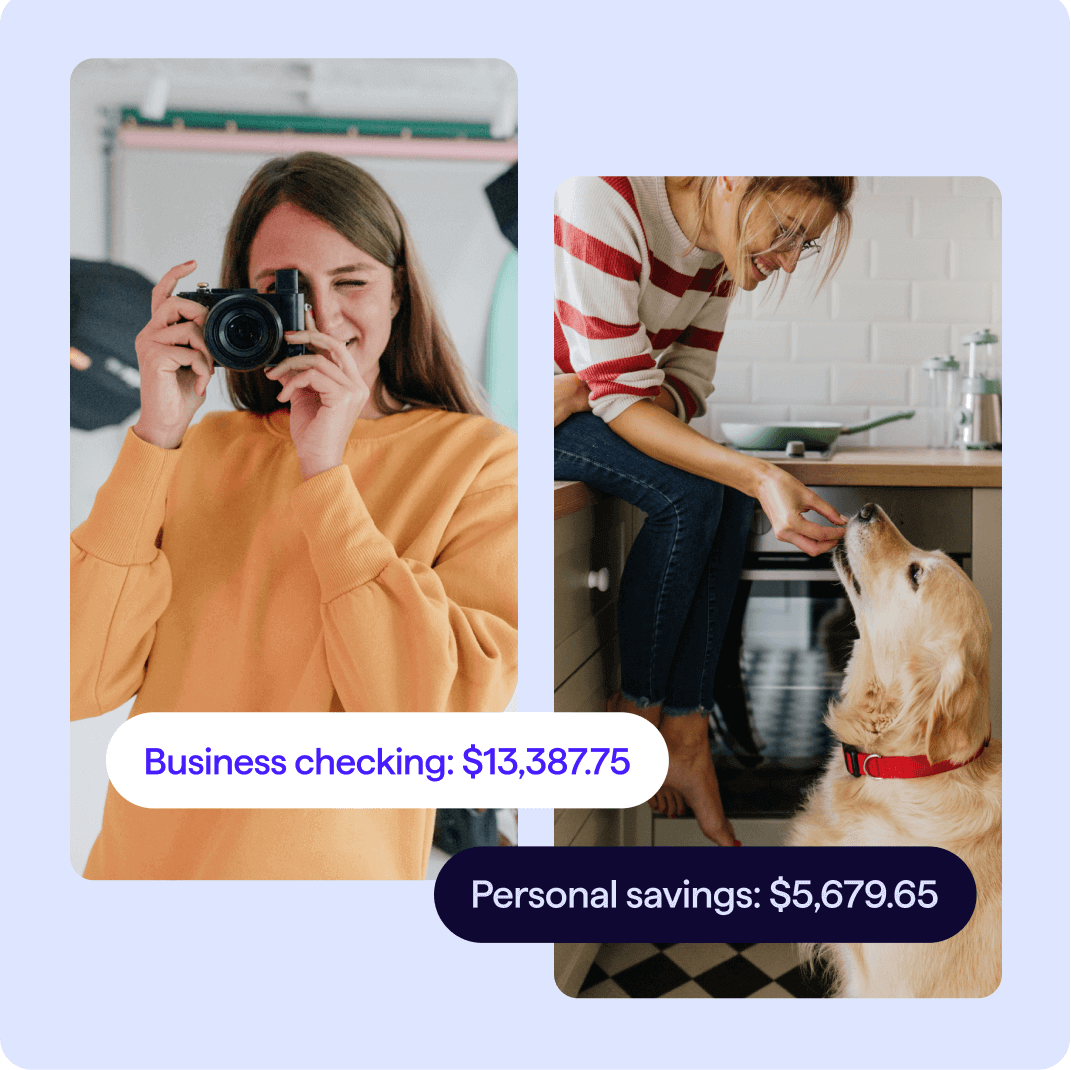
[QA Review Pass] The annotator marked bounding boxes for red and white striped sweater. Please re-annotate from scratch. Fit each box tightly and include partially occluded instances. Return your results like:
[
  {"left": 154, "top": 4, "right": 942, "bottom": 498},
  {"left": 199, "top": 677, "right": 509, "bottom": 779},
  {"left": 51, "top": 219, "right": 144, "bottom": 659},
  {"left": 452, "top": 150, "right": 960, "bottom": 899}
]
[{"left": 554, "top": 176, "right": 734, "bottom": 424}]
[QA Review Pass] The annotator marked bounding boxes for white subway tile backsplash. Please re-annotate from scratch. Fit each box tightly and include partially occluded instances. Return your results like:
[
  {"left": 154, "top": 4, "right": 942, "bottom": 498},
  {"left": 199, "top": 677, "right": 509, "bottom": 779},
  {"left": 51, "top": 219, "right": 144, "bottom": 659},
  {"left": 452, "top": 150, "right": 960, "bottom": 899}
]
[
  {"left": 750, "top": 282, "right": 832, "bottom": 322},
  {"left": 779, "top": 252, "right": 845, "bottom": 290},
  {"left": 832, "top": 364, "right": 909, "bottom": 405},
  {"left": 709, "top": 362, "right": 751, "bottom": 402},
  {"left": 787, "top": 405, "right": 868, "bottom": 424},
  {"left": 794, "top": 322, "right": 869, "bottom": 363},
  {"left": 907, "top": 365, "right": 922, "bottom": 406},
  {"left": 717, "top": 405, "right": 791, "bottom": 423},
  {"left": 872, "top": 323, "right": 953, "bottom": 364},
  {"left": 829, "top": 238, "right": 868, "bottom": 280},
  {"left": 915, "top": 198, "right": 993, "bottom": 239},
  {"left": 873, "top": 177, "right": 954, "bottom": 197},
  {"left": 717, "top": 319, "right": 792, "bottom": 362},
  {"left": 866, "top": 407, "right": 927, "bottom": 447},
  {"left": 951, "top": 240, "right": 1001, "bottom": 281},
  {"left": 871, "top": 239, "right": 949, "bottom": 280},
  {"left": 754, "top": 363, "right": 829, "bottom": 404},
  {"left": 915, "top": 281, "right": 992, "bottom": 323},
  {"left": 833, "top": 281, "right": 911, "bottom": 321},
  {"left": 953, "top": 177, "right": 1000, "bottom": 197},
  {"left": 851, "top": 197, "right": 913, "bottom": 238}
]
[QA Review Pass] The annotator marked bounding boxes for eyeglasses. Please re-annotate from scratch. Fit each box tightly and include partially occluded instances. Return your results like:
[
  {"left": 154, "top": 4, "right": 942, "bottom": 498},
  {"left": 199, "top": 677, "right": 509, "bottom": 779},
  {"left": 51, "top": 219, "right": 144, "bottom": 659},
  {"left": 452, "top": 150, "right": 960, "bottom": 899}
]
[
  {"left": 766, "top": 229, "right": 821, "bottom": 261},
  {"left": 756, "top": 200, "right": 823, "bottom": 261}
]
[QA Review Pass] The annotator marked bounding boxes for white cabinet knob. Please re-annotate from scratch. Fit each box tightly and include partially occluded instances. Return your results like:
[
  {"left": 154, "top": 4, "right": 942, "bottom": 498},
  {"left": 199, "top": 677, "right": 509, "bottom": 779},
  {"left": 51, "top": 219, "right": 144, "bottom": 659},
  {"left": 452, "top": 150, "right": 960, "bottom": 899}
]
[{"left": 587, "top": 568, "right": 610, "bottom": 592}]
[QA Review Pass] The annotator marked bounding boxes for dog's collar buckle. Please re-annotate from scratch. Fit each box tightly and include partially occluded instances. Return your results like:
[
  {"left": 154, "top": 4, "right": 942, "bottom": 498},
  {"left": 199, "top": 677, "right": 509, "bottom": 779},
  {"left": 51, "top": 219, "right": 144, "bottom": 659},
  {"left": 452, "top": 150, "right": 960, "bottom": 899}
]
[{"left": 842, "top": 743, "right": 863, "bottom": 778}]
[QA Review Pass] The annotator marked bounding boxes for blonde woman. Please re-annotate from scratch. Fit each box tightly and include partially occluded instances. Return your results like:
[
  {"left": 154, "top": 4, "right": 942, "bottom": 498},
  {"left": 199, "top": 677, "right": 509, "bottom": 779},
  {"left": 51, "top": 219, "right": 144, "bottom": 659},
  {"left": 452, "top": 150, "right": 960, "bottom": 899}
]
[{"left": 554, "top": 176, "right": 855, "bottom": 845}]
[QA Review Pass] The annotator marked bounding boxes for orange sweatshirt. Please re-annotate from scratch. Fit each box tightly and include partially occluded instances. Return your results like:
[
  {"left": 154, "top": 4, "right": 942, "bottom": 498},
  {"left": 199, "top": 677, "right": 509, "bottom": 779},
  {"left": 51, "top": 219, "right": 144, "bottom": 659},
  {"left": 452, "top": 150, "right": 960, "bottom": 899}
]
[{"left": 71, "top": 406, "right": 518, "bottom": 879}]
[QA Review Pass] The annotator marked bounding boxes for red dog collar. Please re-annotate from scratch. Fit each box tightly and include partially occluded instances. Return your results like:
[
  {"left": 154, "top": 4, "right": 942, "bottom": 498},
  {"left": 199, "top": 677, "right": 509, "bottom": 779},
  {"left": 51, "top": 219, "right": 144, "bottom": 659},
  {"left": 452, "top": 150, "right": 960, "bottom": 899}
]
[{"left": 842, "top": 737, "right": 989, "bottom": 779}]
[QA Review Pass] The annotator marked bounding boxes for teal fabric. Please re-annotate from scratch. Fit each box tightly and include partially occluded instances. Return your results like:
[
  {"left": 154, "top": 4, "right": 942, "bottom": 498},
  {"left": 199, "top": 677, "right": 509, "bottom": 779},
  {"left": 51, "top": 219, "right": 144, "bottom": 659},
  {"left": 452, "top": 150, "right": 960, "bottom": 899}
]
[{"left": 485, "top": 249, "right": 518, "bottom": 431}]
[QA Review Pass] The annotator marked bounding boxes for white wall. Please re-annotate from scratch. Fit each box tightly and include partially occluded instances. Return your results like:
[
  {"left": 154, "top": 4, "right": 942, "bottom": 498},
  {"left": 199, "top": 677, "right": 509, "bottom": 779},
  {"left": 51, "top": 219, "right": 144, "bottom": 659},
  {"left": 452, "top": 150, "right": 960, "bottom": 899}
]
[
  {"left": 71, "top": 58, "right": 517, "bottom": 256},
  {"left": 692, "top": 176, "right": 1001, "bottom": 448}
]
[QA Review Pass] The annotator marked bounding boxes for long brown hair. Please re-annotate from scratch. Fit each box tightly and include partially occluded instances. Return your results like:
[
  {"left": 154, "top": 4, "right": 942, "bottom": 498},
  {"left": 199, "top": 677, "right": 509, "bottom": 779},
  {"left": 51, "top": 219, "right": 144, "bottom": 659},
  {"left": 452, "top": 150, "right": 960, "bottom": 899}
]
[
  {"left": 686, "top": 176, "right": 856, "bottom": 294},
  {"left": 219, "top": 152, "right": 484, "bottom": 416}
]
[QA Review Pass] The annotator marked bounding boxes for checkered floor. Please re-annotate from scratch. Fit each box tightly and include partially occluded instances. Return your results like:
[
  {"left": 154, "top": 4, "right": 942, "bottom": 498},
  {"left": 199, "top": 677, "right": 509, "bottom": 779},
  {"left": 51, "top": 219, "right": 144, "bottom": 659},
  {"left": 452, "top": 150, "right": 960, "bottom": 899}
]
[{"left": 578, "top": 942, "right": 833, "bottom": 998}]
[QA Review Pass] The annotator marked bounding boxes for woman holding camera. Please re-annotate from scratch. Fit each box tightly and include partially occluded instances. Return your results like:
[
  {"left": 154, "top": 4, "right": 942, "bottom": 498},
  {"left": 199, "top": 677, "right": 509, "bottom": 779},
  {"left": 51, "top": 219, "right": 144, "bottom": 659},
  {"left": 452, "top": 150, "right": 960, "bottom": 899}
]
[
  {"left": 71, "top": 153, "right": 518, "bottom": 880},
  {"left": 554, "top": 176, "right": 855, "bottom": 846}
]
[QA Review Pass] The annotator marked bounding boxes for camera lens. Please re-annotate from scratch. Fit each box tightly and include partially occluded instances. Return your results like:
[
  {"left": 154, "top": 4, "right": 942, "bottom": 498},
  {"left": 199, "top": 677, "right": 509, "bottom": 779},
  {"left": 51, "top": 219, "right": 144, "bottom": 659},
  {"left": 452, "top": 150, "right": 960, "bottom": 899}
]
[
  {"left": 225, "top": 313, "right": 262, "bottom": 351},
  {"left": 203, "top": 295, "right": 284, "bottom": 370}
]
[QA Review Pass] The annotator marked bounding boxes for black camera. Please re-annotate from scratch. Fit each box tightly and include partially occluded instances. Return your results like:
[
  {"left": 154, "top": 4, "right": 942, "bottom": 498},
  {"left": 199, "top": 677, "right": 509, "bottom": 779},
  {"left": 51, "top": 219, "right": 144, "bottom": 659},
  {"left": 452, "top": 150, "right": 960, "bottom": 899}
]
[{"left": 178, "top": 269, "right": 305, "bottom": 371}]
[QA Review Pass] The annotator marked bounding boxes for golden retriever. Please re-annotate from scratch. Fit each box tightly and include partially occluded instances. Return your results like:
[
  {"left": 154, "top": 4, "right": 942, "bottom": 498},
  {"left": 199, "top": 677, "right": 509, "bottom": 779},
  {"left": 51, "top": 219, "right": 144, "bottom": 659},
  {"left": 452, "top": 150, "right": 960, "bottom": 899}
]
[{"left": 787, "top": 503, "right": 1001, "bottom": 997}]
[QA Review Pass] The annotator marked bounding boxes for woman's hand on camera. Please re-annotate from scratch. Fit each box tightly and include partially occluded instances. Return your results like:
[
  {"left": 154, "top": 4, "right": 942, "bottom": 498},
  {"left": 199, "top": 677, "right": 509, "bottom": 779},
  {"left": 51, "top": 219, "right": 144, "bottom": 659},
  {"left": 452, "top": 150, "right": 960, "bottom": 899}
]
[
  {"left": 755, "top": 464, "right": 847, "bottom": 556},
  {"left": 132, "top": 261, "right": 214, "bottom": 450},
  {"left": 264, "top": 308, "right": 372, "bottom": 481}
]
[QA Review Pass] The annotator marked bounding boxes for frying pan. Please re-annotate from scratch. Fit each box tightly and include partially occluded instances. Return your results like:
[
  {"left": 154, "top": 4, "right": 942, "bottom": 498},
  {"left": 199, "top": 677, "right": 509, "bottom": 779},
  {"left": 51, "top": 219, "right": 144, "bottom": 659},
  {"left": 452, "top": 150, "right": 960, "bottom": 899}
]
[{"left": 722, "top": 411, "right": 915, "bottom": 451}]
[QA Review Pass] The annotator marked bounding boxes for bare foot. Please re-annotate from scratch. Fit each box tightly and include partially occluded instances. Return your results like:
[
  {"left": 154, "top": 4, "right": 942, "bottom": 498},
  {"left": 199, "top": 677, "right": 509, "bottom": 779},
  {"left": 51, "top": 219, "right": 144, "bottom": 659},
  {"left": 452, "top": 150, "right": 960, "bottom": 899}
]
[
  {"left": 649, "top": 786, "right": 687, "bottom": 817},
  {"left": 659, "top": 711, "right": 737, "bottom": 846},
  {"left": 608, "top": 692, "right": 674, "bottom": 815}
]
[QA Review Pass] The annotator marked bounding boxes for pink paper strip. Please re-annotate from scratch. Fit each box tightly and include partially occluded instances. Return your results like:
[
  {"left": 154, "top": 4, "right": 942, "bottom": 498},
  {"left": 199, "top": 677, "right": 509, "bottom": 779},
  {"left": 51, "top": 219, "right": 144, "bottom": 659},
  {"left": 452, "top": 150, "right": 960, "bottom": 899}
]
[{"left": 118, "top": 126, "right": 518, "bottom": 161}]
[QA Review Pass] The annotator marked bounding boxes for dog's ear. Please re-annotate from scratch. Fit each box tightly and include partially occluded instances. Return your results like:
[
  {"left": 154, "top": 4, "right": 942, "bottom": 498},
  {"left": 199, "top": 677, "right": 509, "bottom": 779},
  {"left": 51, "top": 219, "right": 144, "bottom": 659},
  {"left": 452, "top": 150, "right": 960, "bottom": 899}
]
[{"left": 915, "top": 649, "right": 990, "bottom": 764}]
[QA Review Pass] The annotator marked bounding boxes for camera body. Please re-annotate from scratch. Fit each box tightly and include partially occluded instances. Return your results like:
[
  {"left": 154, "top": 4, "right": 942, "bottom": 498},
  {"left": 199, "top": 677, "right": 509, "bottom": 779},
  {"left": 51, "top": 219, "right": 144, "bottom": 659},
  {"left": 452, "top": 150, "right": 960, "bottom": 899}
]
[{"left": 178, "top": 269, "right": 305, "bottom": 371}]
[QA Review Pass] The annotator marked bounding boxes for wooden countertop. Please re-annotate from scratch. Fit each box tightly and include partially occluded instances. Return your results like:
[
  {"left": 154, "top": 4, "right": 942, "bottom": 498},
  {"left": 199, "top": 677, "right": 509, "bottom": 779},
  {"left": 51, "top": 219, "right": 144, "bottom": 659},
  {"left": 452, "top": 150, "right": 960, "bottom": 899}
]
[
  {"left": 555, "top": 447, "right": 1001, "bottom": 519},
  {"left": 745, "top": 446, "right": 1001, "bottom": 487}
]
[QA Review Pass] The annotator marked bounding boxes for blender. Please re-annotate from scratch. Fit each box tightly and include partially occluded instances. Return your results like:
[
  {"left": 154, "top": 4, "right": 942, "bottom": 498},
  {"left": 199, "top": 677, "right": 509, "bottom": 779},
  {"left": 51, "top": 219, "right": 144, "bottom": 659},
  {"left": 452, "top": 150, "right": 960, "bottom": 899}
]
[{"left": 958, "top": 329, "right": 1001, "bottom": 449}]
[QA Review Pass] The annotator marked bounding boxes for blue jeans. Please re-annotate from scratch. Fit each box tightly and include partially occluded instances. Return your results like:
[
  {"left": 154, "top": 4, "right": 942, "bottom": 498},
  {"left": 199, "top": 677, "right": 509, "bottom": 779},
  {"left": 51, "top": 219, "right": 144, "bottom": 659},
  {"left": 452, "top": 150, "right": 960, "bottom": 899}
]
[{"left": 555, "top": 413, "right": 754, "bottom": 716}]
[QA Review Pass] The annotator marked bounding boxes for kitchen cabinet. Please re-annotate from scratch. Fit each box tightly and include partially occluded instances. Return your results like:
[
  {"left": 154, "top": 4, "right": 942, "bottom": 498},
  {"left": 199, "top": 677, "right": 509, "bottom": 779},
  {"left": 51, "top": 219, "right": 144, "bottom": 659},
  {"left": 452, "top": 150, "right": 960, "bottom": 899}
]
[
  {"left": 553, "top": 490, "right": 644, "bottom": 712},
  {"left": 552, "top": 806, "right": 626, "bottom": 997}
]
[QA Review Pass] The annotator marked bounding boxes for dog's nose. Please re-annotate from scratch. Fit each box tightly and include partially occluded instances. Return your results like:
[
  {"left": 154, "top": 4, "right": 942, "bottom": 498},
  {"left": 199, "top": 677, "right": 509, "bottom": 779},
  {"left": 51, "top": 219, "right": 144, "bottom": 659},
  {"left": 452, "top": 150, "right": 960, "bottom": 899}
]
[{"left": 859, "top": 503, "right": 877, "bottom": 522}]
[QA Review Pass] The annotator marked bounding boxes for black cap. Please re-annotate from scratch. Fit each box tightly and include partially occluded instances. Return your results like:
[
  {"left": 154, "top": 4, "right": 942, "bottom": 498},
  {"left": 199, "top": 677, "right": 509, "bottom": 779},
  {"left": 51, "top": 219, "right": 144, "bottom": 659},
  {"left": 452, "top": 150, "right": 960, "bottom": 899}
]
[{"left": 70, "top": 259, "right": 154, "bottom": 430}]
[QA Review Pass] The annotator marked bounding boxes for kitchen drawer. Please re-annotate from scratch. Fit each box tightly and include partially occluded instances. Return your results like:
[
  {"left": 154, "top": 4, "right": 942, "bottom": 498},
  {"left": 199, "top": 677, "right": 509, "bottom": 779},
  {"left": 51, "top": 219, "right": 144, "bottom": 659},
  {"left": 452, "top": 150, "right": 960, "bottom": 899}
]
[
  {"left": 554, "top": 637, "right": 619, "bottom": 713},
  {"left": 554, "top": 599, "right": 616, "bottom": 690},
  {"left": 554, "top": 489, "right": 644, "bottom": 711},
  {"left": 554, "top": 807, "right": 620, "bottom": 847},
  {"left": 554, "top": 807, "right": 589, "bottom": 845},
  {"left": 651, "top": 816, "right": 791, "bottom": 847},
  {"left": 554, "top": 495, "right": 640, "bottom": 646}
]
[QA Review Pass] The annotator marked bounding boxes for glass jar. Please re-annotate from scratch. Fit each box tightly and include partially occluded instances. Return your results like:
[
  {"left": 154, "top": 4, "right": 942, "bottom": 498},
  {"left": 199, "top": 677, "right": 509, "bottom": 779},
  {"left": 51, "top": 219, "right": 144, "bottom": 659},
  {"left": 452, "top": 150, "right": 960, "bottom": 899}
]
[{"left": 921, "top": 355, "right": 961, "bottom": 448}]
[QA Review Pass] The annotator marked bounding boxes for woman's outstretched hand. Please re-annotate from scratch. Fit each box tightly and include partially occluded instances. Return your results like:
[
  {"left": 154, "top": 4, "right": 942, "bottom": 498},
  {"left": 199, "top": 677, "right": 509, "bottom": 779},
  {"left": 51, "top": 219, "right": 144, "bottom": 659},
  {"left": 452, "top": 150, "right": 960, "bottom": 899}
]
[
  {"left": 554, "top": 373, "right": 592, "bottom": 427},
  {"left": 132, "top": 261, "right": 214, "bottom": 450},
  {"left": 603, "top": 401, "right": 847, "bottom": 555},
  {"left": 755, "top": 464, "right": 847, "bottom": 556},
  {"left": 265, "top": 308, "right": 371, "bottom": 481}
]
